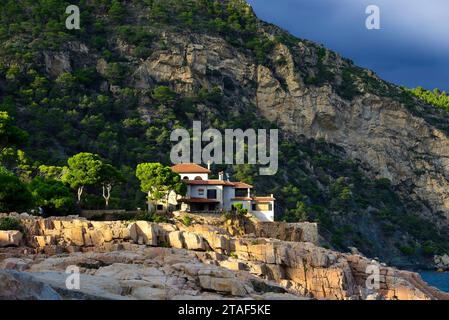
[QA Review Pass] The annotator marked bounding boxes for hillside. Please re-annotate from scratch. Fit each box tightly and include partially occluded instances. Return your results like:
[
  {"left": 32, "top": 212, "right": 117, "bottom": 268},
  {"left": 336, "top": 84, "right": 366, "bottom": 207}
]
[{"left": 1, "top": 0, "right": 449, "bottom": 268}]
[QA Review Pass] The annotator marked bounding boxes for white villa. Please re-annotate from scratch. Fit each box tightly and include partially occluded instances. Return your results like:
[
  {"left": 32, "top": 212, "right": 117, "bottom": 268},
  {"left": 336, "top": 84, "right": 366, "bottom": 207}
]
[{"left": 149, "top": 163, "right": 275, "bottom": 222}]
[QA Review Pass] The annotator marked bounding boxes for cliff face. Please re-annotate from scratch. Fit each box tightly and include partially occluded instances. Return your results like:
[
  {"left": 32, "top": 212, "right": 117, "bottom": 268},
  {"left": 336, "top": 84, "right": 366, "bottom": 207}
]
[
  {"left": 256, "top": 43, "right": 449, "bottom": 221},
  {"left": 1, "top": 213, "right": 447, "bottom": 300}
]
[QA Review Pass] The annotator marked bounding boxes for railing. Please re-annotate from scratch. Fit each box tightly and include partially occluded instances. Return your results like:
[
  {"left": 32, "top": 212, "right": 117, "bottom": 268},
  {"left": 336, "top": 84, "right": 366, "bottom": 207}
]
[{"left": 187, "top": 210, "right": 223, "bottom": 215}]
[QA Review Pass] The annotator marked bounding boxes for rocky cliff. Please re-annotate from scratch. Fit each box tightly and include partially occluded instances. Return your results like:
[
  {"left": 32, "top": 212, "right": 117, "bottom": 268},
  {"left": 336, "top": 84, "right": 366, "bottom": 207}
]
[{"left": 0, "top": 213, "right": 447, "bottom": 300}]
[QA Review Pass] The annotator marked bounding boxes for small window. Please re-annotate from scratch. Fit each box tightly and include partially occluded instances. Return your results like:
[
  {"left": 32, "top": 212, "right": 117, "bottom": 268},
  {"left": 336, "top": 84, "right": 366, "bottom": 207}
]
[
  {"left": 156, "top": 204, "right": 164, "bottom": 211},
  {"left": 198, "top": 188, "right": 204, "bottom": 196},
  {"left": 183, "top": 176, "right": 189, "bottom": 180},
  {"left": 235, "top": 188, "right": 248, "bottom": 197},
  {"left": 194, "top": 176, "right": 203, "bottom": 180},
  {"left": 268, "top": 203, "right": 273, "bottom": 211},
  {"left": 251, "top": 203, "right": 256, "bottom": 211},
  {"left": 207, "top": 189, "right": 217, "bottom": 199}
]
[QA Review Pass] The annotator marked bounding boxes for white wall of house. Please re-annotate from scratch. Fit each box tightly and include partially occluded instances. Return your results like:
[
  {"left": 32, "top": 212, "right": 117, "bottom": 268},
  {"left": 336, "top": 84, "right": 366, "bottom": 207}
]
[
  {"left": 148, "top": 190, "right": 179, "bottom": 212},
  {"left": 222, "top": 186, "right": 235, "bottom": 210},
  {"left": 187, "top": 185, "right": 223, "bottom": 209},
  {"left": 251, "top": 200, "right": 275, "bottom": 222}
]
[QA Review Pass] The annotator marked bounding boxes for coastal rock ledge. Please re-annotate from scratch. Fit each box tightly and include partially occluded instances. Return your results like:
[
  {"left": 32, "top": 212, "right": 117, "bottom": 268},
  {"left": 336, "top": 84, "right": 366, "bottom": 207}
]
[{"left": 0, "top": 213, "right": 447, "bottom": 300}]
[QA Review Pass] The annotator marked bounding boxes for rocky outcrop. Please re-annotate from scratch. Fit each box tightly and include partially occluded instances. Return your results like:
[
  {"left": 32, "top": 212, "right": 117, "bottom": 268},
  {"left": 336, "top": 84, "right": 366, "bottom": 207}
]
[
  {"left": 0, "top": 246, "right": 299, "bottom": 300},
  {"left": 0, "top": 215, "right": 446, "bottom": 300},
  {"left": 0, "top": 270, "right": 61, "bottom": 300},
  {"left": 434, "top": 254, "right": 449, "bottom": 271},
  {"left": 43, "top": 52, "right": 72, "bottom": 78},
  {"left": 0, "top": 230, "right": 23, "bottom": 247},
  {"left": 244, "top": 221, "right": 318, "bottom": 244},
  {"left": 256, "top": 53, "right": 449, "bottom": 219}
]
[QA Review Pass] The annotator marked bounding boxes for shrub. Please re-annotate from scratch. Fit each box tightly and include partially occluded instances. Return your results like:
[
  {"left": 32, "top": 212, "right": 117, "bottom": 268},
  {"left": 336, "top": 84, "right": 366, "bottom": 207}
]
[
  {"left": 0, "top": 168, "right": 34, "bottom": 212},
  {"left": 232, "top": 203, "right": 248, "bottom": 217},
  {"left": 181, "top": 214, "right": 192, "bottom": 227},
  {"left": 0, "top": 217, "right": 22, "bottom": 231},
  {"left": 152, "top": 86, "right": 176, "bottom": 104},
  {"left": 399, "top": 245, "right": 415, "bottom": 255},
  {"left": 133, "top": 211, "right": 170, "bottom": 223},
  {"left": 133, "top": 46, "right": 151, "bottom": 59}
]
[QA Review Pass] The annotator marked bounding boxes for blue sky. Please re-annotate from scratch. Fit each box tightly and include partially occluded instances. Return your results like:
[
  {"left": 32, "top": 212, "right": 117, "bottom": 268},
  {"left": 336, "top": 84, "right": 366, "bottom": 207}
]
[{"left": 247, "top": 0, "right": 449, "bottom": 91}]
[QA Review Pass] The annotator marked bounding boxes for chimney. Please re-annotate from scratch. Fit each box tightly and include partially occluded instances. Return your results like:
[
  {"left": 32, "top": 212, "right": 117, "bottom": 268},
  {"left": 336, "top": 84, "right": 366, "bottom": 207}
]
[
  {"left": 207, "top": 160, "right": 211, "bottom": 171},
  {"left": 218, "top": 171, "right": 224, "bottom": 181}
]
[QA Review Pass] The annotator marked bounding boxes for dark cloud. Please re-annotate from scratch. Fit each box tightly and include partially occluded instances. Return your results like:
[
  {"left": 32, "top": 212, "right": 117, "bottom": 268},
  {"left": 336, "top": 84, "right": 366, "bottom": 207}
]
[{"left": 247, "top": 0, "right": 449, "bottom": 91}]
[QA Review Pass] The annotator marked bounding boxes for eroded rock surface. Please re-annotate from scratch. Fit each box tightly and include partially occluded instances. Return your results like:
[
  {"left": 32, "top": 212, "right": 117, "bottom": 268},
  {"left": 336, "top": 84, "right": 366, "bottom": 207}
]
[{"left": 0, "top": 214, "right": 446, "bottom": 300}]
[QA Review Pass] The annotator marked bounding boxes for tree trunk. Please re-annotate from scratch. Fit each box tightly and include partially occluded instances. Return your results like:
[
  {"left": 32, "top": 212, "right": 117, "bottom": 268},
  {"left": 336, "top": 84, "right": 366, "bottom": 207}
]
[
  {"left": 77, "top": 186, "right": 84, "bottom": 203},
  {"left": 102, "top": 184, "right": 112, "bottom": 209}
]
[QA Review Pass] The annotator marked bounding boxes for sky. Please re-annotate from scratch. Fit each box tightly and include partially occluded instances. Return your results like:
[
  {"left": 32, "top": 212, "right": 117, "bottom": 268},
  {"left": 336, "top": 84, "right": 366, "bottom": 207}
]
[{"left": 247, "top": 0, "right": 449, "bottom": 91}]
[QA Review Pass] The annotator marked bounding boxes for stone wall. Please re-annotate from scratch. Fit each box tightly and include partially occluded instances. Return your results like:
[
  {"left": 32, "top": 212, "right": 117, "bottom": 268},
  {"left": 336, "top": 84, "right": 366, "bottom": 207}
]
[{"left": 245, "top": 221, "right": 318, "bottom": 244}]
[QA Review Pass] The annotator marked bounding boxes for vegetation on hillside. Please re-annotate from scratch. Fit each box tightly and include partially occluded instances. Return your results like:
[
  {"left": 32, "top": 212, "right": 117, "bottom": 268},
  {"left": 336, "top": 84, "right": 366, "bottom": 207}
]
[{"left": 408, "top": 87, "right": 449, "bottom": 111}]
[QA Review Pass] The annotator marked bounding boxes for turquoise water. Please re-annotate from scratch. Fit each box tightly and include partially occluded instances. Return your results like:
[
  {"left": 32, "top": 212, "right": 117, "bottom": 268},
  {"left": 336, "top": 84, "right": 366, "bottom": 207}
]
[{"left": 419, "top": 271, "right": 449, "bottom": 293}]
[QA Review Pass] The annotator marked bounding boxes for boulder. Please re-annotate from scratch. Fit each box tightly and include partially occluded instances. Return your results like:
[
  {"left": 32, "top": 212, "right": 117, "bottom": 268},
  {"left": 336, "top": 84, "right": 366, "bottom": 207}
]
[
  {"left": 183, "top": 232, "right": 207, "bottom": 251},
  {"left": 434, "top": 254, "right": 449, "bottom": 270},
  {"left": 168, "top": 231, "right": 184, "bottom": 249},
  {"left": 128, "top": 222, "right": 158, "bottom": 246},
  {"left": 198, "top": 268, "right": 248, "bottom": 297},
  {"left": 0, "top": 258, "right": 33, "bottom": 271},
  {"left": 0, "top": 230, "right": 23, "bottom": 247},
  {"left": 0, "top": 270, "right": 61, "bottom": 300}
]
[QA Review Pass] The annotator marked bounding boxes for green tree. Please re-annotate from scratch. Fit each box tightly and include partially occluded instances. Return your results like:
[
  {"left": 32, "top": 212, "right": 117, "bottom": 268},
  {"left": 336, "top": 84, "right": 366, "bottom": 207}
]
[
  {"left": 135, "top": 162, "right": 186, "bottom": 209},
  {"left": 104, "top": 63, "right": 127, "bottom": 85},
  {"left": 38, "top": 165, "right": 66, "bottom": 180},
  {"left": 285, "top": 201, "right": 308, "bottom": 222},
  {"left": 0, "top": 166, "right": 33, "bottom": 212},
  {"left": 28, "top": 177, "right": 77, "bottom": 217},
  {"left": 108, "top": 0, "right": 126, "bottom": 23},
  {"left": 99, "top": 163, "right": 124, "bottom": 208},
  {"left": 152, "top": 86, "right": 176, "bottom": 105},
  {"left": 0, "top": 111, "right": 28, "bottom": 153},
  {"left": 62, "top": 153, "right": 104, "bottom": 204}
]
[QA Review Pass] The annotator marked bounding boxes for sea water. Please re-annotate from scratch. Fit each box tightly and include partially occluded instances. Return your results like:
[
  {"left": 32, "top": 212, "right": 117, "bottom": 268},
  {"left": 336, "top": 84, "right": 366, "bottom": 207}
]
[{"left": 419, "top": 271, "right": 449, "bottom": 293}]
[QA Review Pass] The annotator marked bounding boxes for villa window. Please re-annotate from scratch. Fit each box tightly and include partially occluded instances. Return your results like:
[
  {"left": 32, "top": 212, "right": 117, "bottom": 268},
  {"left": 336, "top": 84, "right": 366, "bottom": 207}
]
[
  {"left": 198, "top": 188, "right": 204, "bottom": 196},
  {"left": 268, "top": 203, "right": 273, "bottom": 211},
  {"left": 183, "top": 176, "right": 189, "bottom": 180},
  {"left": 235, "top": 188, "right": 248, "bottom": 197},
  {"left": 207, "top": 189, "right": 217, "bottom": 199},
  {"left": 156, "top": 204, "right": 164, "bottom": 211},
  {"left": 251, "top": 203, "right": 256, "bottom": 211},
  {"left": 194, "top": 176, "right": 203, "bottom": 180}
]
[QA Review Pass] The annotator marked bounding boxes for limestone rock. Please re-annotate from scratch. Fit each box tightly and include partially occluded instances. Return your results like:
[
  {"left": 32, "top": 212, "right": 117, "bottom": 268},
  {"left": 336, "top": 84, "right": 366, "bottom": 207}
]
[
  {"left": 44, "top": 52, "right": 71, "bottom": 78},
  {"left": 0, "top": 230, "right": 23, "bottom": 247},
  {"left": 0, "top": 270, "right": 61, "bottom": 300},
  {"left": 168, "top": 231, "right": 184, "bottom": 249},
  {"left": 183, "top": 232, "right": 207, "bottom": 251},
  {"left": 128, "top": 222, "right": 158, "bottom": 246}
]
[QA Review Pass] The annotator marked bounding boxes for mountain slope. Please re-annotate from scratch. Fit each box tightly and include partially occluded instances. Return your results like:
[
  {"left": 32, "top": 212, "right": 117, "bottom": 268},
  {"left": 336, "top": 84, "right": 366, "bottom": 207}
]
[{"left": 1, "top": 0, "right": 449, "bottom": 268}]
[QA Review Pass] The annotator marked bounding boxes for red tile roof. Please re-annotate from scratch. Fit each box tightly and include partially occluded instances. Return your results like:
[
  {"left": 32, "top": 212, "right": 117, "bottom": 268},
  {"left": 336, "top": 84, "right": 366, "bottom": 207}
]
[
  {"left": 233, "top": 182, "right": 253, "bottom": 189},
  {"left": 171, "top": 163, "right": 211, "bottom": 174},
  {"left": 253, "top": 196, "right": 276, "bottom": 201}
]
